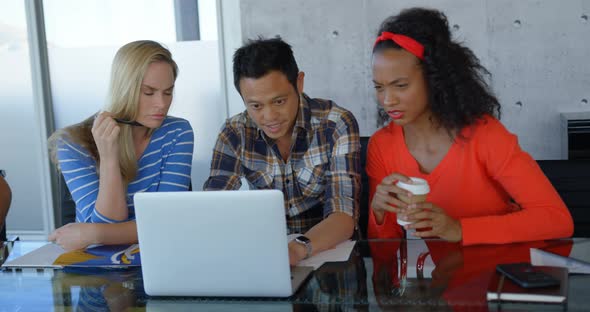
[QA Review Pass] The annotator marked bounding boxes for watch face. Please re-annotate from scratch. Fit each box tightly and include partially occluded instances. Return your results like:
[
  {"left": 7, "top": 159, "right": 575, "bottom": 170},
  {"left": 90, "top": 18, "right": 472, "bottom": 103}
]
[{"left": 296, "top": 236, "right": 310, "bottom": 244}]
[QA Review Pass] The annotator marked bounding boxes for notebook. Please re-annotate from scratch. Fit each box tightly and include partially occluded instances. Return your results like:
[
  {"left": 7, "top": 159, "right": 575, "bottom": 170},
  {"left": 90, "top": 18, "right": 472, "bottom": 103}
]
[
  {"left": 134, "top": 190, "right": 313, "bottom": 297},
  {"left": 486, "top": 266, "right": 568, "bottom": 304}
]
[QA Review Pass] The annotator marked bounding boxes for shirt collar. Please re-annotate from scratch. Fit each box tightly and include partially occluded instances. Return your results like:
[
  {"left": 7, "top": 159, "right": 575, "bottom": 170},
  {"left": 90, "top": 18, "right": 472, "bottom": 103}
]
[{"left": 295, "top": 93, "right": 312, "bottom": 133}]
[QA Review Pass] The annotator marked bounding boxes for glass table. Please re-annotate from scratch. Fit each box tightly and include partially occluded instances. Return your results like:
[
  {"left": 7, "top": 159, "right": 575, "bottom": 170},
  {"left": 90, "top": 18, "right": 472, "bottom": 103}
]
[{"left": 1, "top": 239, "right": 588, "bottom": 311}]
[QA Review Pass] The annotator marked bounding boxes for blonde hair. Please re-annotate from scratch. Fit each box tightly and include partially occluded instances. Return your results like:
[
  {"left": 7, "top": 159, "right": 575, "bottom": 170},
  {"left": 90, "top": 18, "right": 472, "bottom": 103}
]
[{"left": 49, "top": 40, "right": 178, "bottom": 185}]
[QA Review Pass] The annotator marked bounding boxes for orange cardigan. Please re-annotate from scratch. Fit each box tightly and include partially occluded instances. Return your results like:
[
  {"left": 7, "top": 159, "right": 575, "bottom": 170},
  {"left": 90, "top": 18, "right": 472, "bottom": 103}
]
[{"left": 366, "top": 115, "right": 574, "bottom": 245}]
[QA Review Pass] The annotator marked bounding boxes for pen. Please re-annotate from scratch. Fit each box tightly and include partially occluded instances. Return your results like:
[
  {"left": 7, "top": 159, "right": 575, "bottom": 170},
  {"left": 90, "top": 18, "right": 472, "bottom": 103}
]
[{"left": 114, "top": 118, "right": 144, "bottom": 127}]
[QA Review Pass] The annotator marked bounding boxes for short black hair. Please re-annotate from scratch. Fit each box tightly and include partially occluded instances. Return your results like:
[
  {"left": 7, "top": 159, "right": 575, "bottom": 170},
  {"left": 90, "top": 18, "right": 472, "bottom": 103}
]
[
  {"left": 232, "top": 37, "right": 300, "bottom": 94},
  {"left": 374, "top": 8, "right": 501, "bottom": 136}
]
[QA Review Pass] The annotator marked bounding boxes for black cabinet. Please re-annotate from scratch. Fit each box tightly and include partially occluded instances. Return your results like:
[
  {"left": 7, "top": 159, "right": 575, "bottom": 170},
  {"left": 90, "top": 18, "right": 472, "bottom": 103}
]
[{"left": 567, "top": 119, "right": 590, "bottom": 160}]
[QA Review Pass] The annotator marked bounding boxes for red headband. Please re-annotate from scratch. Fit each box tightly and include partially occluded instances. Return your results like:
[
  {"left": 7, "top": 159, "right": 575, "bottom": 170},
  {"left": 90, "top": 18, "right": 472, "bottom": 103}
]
[{"left": 374, "top": 31, "right": 425, "bottom": 60}]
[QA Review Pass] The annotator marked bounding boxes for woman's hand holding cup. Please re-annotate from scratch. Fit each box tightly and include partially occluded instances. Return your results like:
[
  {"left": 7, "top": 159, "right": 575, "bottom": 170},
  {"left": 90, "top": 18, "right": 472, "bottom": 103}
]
[
  {"left": 401, "top": 202, "right": 462, "bottom": 242},
  {"left": 391, "top": 178, "right": 462, "bottom": 241},
  {"left": 371, "top": 173, "right": 413, "bottom": 224},
  {"left": 394, "top": 177, "right": 430, "bottom": 226}
]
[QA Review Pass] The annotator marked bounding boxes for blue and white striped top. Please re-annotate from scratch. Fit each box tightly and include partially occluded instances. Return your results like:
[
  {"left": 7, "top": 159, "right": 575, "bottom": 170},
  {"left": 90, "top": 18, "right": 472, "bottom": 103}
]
[{"left": 57, "top": 116, "right": 194, "bottom": 223}]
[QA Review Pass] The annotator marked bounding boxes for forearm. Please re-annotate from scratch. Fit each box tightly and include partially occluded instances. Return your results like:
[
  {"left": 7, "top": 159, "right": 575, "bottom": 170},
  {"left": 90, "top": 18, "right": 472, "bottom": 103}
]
[
  {"left": 460, "top": 206, "right": 573, "bottom": 245},
  {"left": 0, "top": 203, "right": 8, "bottom": 229},
  {"left": 304, "top": 212, "right": 355, "bottom": 256},
  {"left": 0, "top": 178, "right": 11, "bottom": 229},
  {"left": 91, "top": 221, "right": 138, "bottom": 245},
  {"left": 95, "top": 158, "right": 128, "bottom": 220},
  {"left": 0, "top": 204, "right": 7, "bottom": 229}
]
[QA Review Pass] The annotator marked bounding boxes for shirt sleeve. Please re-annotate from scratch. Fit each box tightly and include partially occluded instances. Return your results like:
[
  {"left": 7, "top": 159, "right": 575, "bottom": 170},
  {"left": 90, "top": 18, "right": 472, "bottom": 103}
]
[
  {"left": 460, "top": 119, "right": 574, "bottom": 245},
  {"left": 202, "top": 121, "right": 243, "bottom": 191},
  {"left": 366, "top": 132, "right": 404, "bottom": 239},
  {"left": 57, "top": 140, "right": 102, "bottom": 223},
  {"left": 323, "top": 110, "right": 361, "bottom": 222},
  {"left": 158, "top": 120, "right": 194, "bottom": 191}
]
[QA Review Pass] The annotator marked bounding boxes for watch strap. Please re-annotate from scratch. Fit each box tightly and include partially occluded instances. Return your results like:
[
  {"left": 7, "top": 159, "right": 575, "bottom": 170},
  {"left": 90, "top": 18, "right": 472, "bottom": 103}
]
[{"left": 295, "top": 236, "right": 312, "bottom": 259}]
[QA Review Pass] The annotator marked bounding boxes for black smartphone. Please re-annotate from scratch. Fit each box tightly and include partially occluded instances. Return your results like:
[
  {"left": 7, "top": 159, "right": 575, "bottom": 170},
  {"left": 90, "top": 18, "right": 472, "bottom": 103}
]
[{"left": 496, "top": 263, "right": 560, "bottom": 288}]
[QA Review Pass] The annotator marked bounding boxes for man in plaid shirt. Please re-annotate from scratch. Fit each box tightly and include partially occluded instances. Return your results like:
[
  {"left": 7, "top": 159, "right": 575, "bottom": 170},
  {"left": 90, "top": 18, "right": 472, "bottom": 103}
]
[{"left": 204, "top": 37, "right": 361, "bottom": 265}]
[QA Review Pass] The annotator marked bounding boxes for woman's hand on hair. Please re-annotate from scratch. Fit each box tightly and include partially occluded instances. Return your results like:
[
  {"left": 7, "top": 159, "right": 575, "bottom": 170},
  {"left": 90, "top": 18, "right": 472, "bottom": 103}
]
[
  {"left": 371, "top": 173, "right": 412, "bottom": 224},
  {"left": 92, "top": 111, "right": 121, "bottom": 161},
  {"left": 48, "top": 222, "right": 97, "bottom": 251},
  {"left": 401, "top": 202, "right": 462, "bottom": 242}
]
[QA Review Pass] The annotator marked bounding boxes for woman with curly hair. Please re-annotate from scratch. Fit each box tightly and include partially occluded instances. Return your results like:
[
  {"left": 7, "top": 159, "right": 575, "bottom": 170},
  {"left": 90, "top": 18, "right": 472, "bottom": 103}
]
[{"left": 367, "top": 8, "right": 573, "bottom": 244}]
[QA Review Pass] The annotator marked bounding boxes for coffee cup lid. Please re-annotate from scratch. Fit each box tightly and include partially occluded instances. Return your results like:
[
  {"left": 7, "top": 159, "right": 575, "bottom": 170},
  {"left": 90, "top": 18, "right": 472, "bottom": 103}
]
[{"left": 396, "top": 177, "right": 430, "bottom": 195}]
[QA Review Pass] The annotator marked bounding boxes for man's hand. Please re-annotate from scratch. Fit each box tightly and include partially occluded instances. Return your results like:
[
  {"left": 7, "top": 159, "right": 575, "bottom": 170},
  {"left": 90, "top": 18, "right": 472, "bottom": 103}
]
[
  {"left": 288, "top": 241, "right": 307, "bottom": 266},
  {"left": 48, "top": 223, "right": 97, "bottom": 251},
  {"left": 401, "top": 202, "right": 462, "bottom": 242}
]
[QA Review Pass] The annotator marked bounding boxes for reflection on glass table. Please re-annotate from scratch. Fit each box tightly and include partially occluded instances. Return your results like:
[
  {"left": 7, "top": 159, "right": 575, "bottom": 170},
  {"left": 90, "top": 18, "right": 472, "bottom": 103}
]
[{"left": 2, "top": 239, "right": 589, "bottom": 311}]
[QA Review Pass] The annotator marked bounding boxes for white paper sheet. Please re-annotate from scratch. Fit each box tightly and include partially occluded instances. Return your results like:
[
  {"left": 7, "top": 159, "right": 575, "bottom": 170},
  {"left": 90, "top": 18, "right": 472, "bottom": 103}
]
[
  {"left": 530, "top": 248, "right": 590, "bottom": 274},
  {"left": 288, "top": 234, "right": 356, "bottom": 270},
  {"left": 2, "top": 243, "right": 65, "bottom": 268}
]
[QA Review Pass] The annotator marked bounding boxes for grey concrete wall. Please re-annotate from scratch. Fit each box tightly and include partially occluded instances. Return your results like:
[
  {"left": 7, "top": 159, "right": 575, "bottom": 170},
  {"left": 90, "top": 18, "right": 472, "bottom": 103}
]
[{"left": 239, "top": 0, "right": 590, "bottom": 159}]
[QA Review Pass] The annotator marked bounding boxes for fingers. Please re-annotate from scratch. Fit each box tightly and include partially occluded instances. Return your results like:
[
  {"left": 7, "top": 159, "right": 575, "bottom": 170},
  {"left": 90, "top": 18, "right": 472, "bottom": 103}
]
[
  {"left": 381, "top": 173, "right": 410, "bottom": 185},
  {"left": 408, "top": 202, "right": 440, "bottom": 212},
  {"left": 92, "top": 113, "right": 120, "bottom": 159},
  {"left": 402, "top": 202, "right": 445, "bottom": 228},
  {"left": 406, "top": 219, "right": 433, "bottom": 230},
  {"left": 94, "top": 117, "right": 118, "bottom": 137},
  {"left": 93, "top": 112, "right": 119, "bottom": 137},
  {"left": 412, "top": 230, "right": 436, "bottom": 238},
  {"left": 375, "top": 190, "right": 407, "bottom": 209},
  {"left": 92, "top": 111, "right": 111, "bottom": 129},
  {"left": 48, "top": 231, "right": 57, "bottom": 242},
  {"left": 372, "top": 173, "right": 416, "bottom": 215},
  {"left": 108, "top": 122, "right": 121, "bottom": 138},
  {"left": 371, "top": 192, "right": 407, "bottom": 214},
  {"left": 403, "top": 207, "right": 433, "bottom": 219},
  {"left": 401, "top": 203, "right": 441, "bottom": 219},
  {"left": 375, "top": 181, "right": 411, "bottom": 202},
  {"left": 378, "top": 176, "right": 414, "bottom": 204},
  {"left": 400, "top": 205, "right": 462, "bottom": 242}
]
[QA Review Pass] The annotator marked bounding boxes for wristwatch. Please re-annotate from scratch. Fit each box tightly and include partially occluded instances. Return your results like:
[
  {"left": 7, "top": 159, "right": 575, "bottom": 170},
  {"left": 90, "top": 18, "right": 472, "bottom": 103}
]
[{"left": 294, "top": 235, "right": 312, "bottom": 259}]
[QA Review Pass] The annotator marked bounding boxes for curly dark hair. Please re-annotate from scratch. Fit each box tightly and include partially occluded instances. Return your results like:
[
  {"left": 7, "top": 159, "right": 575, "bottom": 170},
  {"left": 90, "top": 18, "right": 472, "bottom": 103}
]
[{"left": 374, "top": 8, "right": 501, "bottom": 135}]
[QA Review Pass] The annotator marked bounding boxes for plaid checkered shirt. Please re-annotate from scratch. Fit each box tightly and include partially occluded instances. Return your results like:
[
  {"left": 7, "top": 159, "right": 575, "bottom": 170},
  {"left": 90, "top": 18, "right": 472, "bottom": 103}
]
[{"left": 203, "top": 94, "right": 361, "bottom": 234}]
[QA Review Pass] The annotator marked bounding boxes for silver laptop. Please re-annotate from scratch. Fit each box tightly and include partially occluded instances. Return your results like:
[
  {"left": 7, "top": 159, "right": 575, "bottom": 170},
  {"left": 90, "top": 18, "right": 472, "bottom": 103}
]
[{"left": 134, "top": 190, "right": 313, "bottom": 297}]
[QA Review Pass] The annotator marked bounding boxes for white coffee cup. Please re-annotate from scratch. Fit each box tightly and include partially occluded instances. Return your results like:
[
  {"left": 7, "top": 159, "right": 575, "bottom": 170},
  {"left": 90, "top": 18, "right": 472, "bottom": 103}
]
[{"left": 396, "top": 177, "right": 430, "bottom": 226}]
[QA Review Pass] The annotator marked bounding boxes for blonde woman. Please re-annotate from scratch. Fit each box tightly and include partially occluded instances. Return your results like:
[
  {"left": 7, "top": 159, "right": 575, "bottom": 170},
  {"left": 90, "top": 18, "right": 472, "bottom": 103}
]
[{"left": 48, "top": 40, "right": 194, "bottom": 250}]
